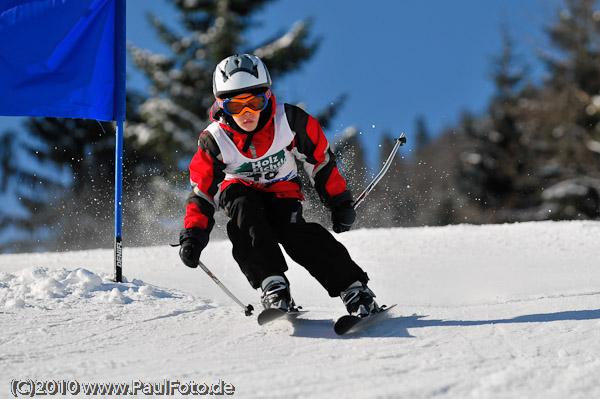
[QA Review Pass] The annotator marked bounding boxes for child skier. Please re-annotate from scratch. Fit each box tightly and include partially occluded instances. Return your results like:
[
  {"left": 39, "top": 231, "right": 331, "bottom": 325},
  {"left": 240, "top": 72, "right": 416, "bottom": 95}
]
[{"left": 178, "top": 54, "right": 379, "bottom": 317}]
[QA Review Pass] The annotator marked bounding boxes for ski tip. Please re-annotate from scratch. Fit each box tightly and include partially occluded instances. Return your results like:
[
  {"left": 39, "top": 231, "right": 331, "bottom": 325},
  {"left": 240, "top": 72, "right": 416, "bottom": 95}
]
[
  {"left": 333, "top": 304, "right": 397, "bottom": 335},
  {"left": 257, "top": 307, "right": 308, "bottom": 326},
  {"left": 257, "top": 308, "right": 285, "bottom": 325}
]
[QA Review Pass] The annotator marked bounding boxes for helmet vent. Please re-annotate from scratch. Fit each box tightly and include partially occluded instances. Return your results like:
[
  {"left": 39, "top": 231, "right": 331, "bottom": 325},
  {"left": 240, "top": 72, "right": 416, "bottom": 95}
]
[{"left": 222, "top": 55, "right": 259, "bottom": 81}]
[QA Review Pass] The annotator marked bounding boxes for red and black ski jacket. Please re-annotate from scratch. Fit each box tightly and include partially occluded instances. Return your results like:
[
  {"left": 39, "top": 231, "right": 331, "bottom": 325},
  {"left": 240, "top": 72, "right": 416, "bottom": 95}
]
[{"left": 184, "top": 94, "right": 350, "bottom": 231}]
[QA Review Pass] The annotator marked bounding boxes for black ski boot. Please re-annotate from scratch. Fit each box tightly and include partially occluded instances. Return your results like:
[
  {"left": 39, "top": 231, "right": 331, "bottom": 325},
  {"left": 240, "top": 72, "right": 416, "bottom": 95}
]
[
  {"left": 261, "top": 276, "right": 294, "bottom": 311},
  {"left": 340, "top": 281, "right": 380, "bottom": 317}
]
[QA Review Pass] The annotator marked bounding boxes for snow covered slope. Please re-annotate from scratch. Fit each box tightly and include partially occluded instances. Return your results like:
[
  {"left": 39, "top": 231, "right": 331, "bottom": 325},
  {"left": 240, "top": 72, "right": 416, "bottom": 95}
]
[{"left": 2, "top": 221, "right": 600, "bottom": 398}]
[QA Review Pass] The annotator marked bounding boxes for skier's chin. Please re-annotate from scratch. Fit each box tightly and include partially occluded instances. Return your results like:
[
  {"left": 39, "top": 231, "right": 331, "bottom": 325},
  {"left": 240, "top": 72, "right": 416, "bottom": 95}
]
[
  {"left": 233, "top": 114, "right": 259, "bottom": 131},
  {"left": 239, "top": 121, "right": 258, "bottom": 131}
]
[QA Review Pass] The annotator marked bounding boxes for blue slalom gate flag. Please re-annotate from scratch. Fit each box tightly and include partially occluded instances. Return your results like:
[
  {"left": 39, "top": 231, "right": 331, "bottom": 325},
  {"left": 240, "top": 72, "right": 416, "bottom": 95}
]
[
  {"left": 0, "top": 0, "right": 126, "bottom": 282},
  {"left": 0, "top": 0, "right": 123, "bottom": 121}
]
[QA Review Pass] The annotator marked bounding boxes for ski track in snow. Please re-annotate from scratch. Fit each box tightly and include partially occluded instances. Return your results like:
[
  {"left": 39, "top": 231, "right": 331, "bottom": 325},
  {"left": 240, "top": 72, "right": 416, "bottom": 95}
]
[{"left": 1, "top": 220, "right": 600, "bottom": 398}]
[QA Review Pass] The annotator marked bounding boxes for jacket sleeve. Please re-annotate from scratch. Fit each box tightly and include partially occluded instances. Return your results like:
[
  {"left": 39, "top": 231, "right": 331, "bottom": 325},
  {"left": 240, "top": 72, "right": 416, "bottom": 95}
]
[
  {"left": 284, "top": 103, "right": 349, "bottom": 207},
  {"left": 184, "top": 130, "right": 226, "bottom": 231}
]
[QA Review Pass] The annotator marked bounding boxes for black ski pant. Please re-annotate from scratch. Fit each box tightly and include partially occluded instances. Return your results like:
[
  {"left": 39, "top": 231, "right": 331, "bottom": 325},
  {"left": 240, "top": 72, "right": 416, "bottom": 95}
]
[{"left": 220, "top": 184, "right": 369, "bottom": 297}]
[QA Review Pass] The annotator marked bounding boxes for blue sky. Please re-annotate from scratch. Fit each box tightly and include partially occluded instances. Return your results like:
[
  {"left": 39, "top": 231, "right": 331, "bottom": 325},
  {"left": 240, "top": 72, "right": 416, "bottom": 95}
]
[
  {"left": 130, "top": 0, "right": 561, "bottom": 168},
  {"left": 1, "top": 0, "right": 562, "bottom": 169}
]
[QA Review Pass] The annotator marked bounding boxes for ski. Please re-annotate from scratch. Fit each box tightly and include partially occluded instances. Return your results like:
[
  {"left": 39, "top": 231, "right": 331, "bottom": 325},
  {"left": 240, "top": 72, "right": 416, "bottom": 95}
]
[
  {"left": 333, "top": 304, "right": 396, "bottom": 335},
  {"left": 257, "top": 307, "right": 308, "bottom": 326}
]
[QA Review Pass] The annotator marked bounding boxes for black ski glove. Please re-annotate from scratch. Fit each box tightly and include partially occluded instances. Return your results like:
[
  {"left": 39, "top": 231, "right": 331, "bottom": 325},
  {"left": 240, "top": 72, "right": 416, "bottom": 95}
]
[
  {"left": 328, "top": 191, "right": 356, "bottom": 233},
  {"left": 178, "top": 227, "right": 209, "bottom": 268}
]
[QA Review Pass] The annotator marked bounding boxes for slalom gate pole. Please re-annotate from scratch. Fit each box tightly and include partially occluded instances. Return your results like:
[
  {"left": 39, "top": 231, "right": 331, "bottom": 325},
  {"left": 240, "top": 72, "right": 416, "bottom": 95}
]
[
  {"left": 113, "top": 0, "right": 126, "bottom": 283},
  {"left": 114, "top": 120, "right": 124, "bottom": 283},
  {"left": 352, "top": 132, "right": 406, "bottom": 210},
  {"left": 198, "top": 261, "right": 254, "bottom": 316}
]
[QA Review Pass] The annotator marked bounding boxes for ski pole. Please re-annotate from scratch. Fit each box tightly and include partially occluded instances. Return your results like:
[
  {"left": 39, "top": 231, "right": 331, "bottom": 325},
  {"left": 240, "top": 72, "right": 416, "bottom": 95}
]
[
  {"left": 197, "top": 260, "right": 254, "bottom": 316},
  {"left": 352, "top": 133, "right": 406, "bottom": 210}
]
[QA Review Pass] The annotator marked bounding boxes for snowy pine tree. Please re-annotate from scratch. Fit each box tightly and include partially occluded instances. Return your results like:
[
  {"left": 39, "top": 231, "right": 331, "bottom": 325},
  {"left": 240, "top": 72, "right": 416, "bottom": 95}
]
[
  {"left": 126, "top": 0, "right": 322, "bottom": 173},
  {"left": 0, "top": 0, "right": 348, "bottom": 250}
]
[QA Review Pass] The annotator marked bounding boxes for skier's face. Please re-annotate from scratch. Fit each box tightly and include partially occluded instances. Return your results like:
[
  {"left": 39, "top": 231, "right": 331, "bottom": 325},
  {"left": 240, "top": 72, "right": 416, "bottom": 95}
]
[{"left": 232, "top": 109, "right": 260, "bottom": 132}]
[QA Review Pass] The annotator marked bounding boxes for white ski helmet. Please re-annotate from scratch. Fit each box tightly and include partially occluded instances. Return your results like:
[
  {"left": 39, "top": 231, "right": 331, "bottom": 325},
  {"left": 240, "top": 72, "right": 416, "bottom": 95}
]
[{"left": 212, "top": 54, "right": 272, "bottom": 99}]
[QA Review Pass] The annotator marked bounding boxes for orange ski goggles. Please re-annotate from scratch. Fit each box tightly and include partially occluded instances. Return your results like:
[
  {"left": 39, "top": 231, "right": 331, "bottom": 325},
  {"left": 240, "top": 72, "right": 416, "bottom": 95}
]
[{"left": 216, "top": 90, "right": 271, "bottom": 116}]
